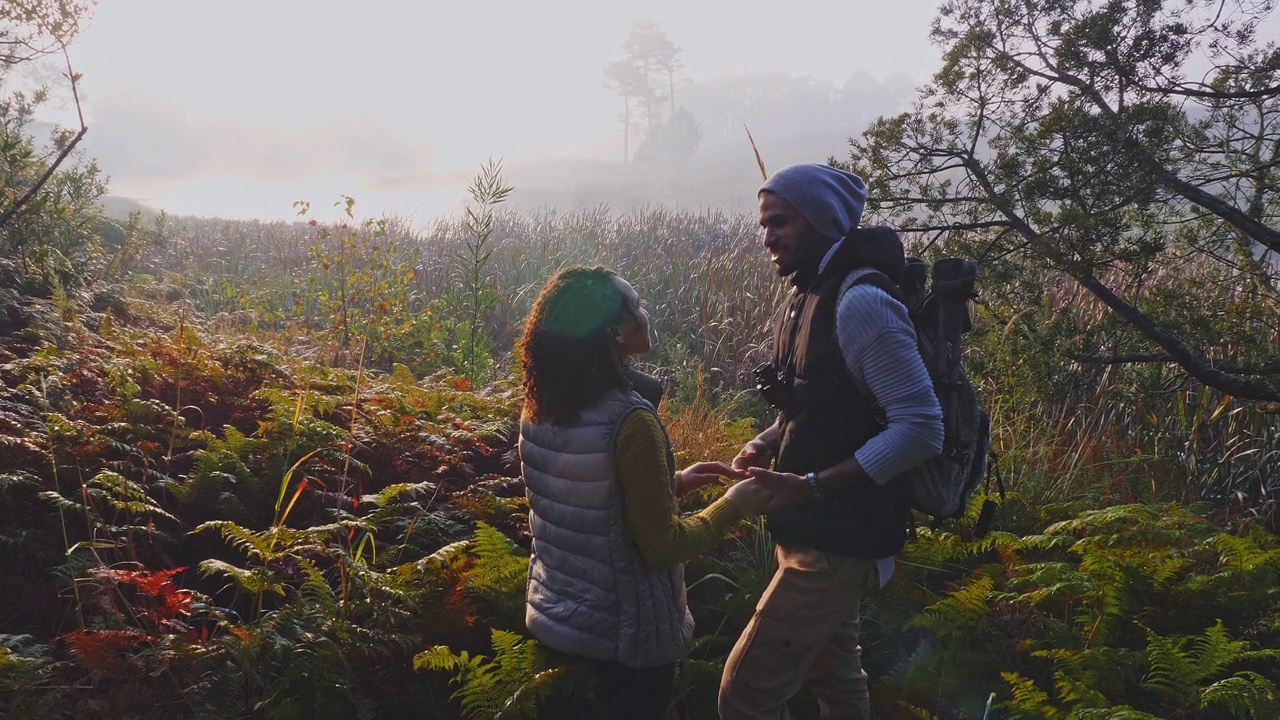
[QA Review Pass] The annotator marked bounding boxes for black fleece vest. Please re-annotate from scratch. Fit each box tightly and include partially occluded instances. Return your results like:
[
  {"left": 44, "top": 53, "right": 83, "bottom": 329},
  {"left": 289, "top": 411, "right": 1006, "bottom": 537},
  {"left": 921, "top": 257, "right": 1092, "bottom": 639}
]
[{"left": 765, "top": 243, "right": 912, "bottom": 559}]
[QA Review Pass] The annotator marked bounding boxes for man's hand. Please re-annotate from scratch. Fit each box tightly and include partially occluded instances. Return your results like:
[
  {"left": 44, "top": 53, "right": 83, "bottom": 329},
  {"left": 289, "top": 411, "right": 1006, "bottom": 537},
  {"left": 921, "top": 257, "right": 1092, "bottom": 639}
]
[
  {"left": 744, "top": 467, "right": 808, "bottom": 512},
  {"left": 731, "top": 439, "right": 774, "bottom": 472},
  {"left": 724, "top": 477, "right": 774, "bottom": 515},
  {"left": 677, "top": 461, "right": 746, "bottom": 494}
]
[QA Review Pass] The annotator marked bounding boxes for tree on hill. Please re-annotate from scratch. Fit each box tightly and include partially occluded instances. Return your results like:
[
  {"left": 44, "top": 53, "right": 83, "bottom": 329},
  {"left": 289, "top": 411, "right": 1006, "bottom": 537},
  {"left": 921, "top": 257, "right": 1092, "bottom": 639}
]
[
  {"left": 602, "top": 21, "right": 685, "bottom": 162},
  {"left": 845, "top": 0, "right": 1280, "bottom": 402},
  {"left": 633, "top": 106, "right": 703, "bottom": 164}
]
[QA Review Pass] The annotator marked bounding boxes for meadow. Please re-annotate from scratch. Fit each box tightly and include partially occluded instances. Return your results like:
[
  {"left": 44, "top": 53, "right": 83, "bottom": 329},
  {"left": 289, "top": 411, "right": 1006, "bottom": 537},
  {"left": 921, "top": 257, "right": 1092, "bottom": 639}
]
[{"left": 1, "top": 159, "right": 1277, "bottom": 718}]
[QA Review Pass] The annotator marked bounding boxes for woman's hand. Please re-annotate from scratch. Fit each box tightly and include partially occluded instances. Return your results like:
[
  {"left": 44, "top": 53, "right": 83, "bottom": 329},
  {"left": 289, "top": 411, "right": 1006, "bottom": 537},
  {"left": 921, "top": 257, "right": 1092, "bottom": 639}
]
[
  {"left": 744, "top": 468, "right": 808, "bottom": 512},
  {"left": 677, "top": 461, "right": 745, "bottom": 494}
]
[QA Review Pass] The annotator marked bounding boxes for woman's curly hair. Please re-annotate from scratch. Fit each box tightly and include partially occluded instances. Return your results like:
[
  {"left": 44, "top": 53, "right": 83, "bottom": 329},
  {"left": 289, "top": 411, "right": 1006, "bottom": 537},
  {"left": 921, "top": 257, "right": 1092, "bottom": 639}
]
[{"left": 519, "top": 266, "right": 632, "bottom": 424}]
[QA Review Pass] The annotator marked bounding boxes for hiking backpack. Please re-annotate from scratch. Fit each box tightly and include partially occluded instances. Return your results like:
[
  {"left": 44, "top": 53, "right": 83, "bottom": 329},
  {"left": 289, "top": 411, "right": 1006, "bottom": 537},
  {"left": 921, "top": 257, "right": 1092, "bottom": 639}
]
[{"left": 839, "top": 248, "right": 1004, "bottom": 534}]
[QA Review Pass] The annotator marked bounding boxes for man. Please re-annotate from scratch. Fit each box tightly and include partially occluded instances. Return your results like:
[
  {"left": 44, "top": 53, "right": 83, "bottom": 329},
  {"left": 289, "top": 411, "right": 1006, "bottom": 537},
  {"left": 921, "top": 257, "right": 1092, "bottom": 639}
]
[{"left": 718, "top": 163, "right": 945, "bottom": 720}]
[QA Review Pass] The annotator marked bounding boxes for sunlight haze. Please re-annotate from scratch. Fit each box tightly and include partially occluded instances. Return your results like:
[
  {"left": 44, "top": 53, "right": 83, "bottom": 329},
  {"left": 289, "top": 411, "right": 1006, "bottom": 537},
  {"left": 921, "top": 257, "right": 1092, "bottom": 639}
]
[{"left": 54, "top": 0, "right": 946, "bottom": 222}]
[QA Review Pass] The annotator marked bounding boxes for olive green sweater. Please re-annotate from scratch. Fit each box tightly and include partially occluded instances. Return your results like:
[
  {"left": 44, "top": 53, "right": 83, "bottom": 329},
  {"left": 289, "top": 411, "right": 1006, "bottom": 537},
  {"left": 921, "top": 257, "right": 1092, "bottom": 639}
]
[{"left": 614, "top": 409, "right": 744, "bottom": 570}]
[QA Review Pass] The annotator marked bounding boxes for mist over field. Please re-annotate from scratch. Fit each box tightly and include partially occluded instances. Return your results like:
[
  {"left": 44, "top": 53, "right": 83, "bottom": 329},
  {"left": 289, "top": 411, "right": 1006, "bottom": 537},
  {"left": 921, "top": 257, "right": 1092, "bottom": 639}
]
[{"left": 34, "top": 1, "right": 936, "bottom": 222}]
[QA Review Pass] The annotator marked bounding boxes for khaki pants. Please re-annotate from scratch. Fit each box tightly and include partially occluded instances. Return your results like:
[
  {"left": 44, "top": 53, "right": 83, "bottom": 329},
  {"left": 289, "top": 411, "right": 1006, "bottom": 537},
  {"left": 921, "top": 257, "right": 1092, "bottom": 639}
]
[{"left": 718, "top": 545, "right": 880, "bottom": 720}]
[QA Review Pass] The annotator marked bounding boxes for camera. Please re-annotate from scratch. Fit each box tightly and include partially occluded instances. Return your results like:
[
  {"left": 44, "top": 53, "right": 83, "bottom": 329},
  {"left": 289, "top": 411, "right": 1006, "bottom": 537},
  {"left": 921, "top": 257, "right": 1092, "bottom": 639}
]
[{"left": 753, "top": 361, "right": 798, "bottom": 414}]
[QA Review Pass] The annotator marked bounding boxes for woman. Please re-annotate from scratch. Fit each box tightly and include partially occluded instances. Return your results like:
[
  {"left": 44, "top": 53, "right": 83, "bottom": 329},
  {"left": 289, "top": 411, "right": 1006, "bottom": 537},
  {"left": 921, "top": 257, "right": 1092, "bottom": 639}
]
[{"left": 518, "top": 266, "right": 771, "bottom": 719}]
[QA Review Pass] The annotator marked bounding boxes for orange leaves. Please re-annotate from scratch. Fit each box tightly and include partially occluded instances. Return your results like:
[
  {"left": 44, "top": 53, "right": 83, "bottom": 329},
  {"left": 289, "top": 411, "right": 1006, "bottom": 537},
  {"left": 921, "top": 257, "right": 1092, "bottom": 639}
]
[
  {"left": 61, "top": 628, "right": 151, "bottom": 675},
  {"left": 90, "top": 566, "right": 194, "bottom": 623}
]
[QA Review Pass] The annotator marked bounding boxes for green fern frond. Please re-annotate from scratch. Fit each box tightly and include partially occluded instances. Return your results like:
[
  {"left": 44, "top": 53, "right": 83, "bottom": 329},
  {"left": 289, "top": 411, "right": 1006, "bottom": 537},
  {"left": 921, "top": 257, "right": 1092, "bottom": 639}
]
[
  {"left": 1142, "top": 620, "right": 1266, "bottom": 709},
  {"left": 407, "top": 539, "right": 471, "bottom": 577},
  {"left": 197, "top": 558, "right": 285, "bottom": 597},
  {"left": 0, "top": 634, "right": 62, "bottom": 716},
  {"left": 1142, "top": 627, "right": 1199, "bottom": 705},
  {"left": 1043, "top": 505, "right": 1163, "bottom": 537},
  {"left": 1051, "top": 668, "right": 1109, "bottom": 709},
  {"left": 1209, "top": 532, "right": 1280, "bottom": 574},
  {"left": 414, "top": 644, "right": 481, "bottom": 674},
  {"left": 87, "top": 470, "right": 179, "bottom": 524},
  {"left": 413, "top": 629, "right": 551, "bottom": 720},
  {"left": 37, "top": 490, "right": 83, "bottom": 516},
  {"left": 1068, "top": 708, "right": 1164, "bottom": 719},
  {"left": 1190, "top": 620, "right": 1252, "bottom": 681},
  {"left": 466, "top": 522, "right": 529, "bottom": 624},
  {"left": 166, "top": 469, "right": 237, "bottom": 506},
  {"left": 1045, "top": 507, "right": 1200, "bottom": 571},
  {"left": 967, "top": 530, "right": 1032, "bottom": 555},
  {"left": 1000, "top": 671, "right": 1058, "bottom": 717},
  {"left": 1200, "top": 671, "right": 1280, "bottom": 720},
  {"left": 1006, "top": 561, "right": 1089, "bottom": 607},
  {"left": 363, "top": 481, "right": 437, "bottom": 507},
  {"left": 1032, "top": 646, "right": 1146, "bottom": 707},
  {"left": 908, "top": 574, "right": 995, "bottom": 639},
  {"left": 193, "top": 520, "right": 274, "bottom": 560}
]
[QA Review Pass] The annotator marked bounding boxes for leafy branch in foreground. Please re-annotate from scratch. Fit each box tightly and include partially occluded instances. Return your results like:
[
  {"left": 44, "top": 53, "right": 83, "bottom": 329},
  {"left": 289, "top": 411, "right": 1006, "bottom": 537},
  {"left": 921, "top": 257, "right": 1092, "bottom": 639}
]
[{"left": 844, "top": 0, "right": 1280, "bottom": 401}]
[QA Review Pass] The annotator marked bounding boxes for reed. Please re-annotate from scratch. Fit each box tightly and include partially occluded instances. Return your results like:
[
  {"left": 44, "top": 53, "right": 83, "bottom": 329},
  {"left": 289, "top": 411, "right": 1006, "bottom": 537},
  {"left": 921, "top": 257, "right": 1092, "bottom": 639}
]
[{"left": 137, "top": 203, "right": 1279, "bottom": 515}]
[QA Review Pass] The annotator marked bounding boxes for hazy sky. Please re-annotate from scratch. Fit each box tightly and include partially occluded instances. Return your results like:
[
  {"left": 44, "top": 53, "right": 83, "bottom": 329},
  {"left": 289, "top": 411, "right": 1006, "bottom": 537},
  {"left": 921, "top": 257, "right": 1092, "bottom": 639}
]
[{"left": 33, "top": 0, "right": 946, "bottom": 222}]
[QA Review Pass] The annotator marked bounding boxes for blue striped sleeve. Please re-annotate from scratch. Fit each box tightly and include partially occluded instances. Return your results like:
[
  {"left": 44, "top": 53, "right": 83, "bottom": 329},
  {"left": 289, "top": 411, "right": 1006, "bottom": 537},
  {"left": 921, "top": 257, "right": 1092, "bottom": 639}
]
[{"left": 835, "top": 282, "right": 944, "bottom": 484}]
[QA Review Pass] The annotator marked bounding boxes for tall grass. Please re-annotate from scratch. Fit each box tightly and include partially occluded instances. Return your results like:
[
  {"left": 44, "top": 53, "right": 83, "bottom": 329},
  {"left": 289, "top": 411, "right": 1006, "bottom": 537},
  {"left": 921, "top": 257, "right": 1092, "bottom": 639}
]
[{"left": 137, "top": 204, "right": 1280, "bottom": 522}]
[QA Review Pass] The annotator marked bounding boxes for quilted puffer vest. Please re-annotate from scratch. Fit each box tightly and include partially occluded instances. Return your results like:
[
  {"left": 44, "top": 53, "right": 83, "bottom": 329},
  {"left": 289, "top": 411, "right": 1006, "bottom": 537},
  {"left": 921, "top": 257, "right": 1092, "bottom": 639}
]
[{"left": 520, "top": 388, "right": 693, "bottom": 667}]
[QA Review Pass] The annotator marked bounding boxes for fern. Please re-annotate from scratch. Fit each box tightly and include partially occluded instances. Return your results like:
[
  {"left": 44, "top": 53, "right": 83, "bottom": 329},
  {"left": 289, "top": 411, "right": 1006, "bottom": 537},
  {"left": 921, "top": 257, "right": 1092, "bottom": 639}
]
[
  {"left": 1142, "top": 620, "right": 1275, "bottom": 713},
  {"left": 0, "top": 470, "right": 41, "bottom": 492},
  {"left": 39, "top": 469, "right": 178, "bottom": 551},
  {"left": 198, "top": 558, "right": 286, "bottom": 598},
  {"left": 1001, "top": 671, "right": 1059, "bottom": 718},
  {"left": 1200, "top": 671, "right": 1280, "bottom": 720},
  {"left": 0, "top": 634, "right": 67, "bottom": 718},
  {"left": 1032, "top": 646, "right": 1145, "bottom": 709},
  {"left": 1066, "top": 708, "right": 1164, "bottom": 719},
  {"left": 172, "top": 425, "right": 268, "bottom": 524},
  {"left": 466, "top": 521, "right": 530, "bottom": 627},
  {"left": 908, "top": 574, "right": 996, "bottom": 641},
  {"left": 414, "top": 628, "right": 559, "bottom": 720},
  {"left": 208, "top": 564, "right": 376, "bottom": 720}
]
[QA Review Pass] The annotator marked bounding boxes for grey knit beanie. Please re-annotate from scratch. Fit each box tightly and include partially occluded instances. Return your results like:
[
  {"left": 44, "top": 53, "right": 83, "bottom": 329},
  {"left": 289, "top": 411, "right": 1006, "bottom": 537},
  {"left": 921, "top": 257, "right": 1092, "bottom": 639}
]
[{"left": 760, "top": 163, "right": 867, "bottom": 242}]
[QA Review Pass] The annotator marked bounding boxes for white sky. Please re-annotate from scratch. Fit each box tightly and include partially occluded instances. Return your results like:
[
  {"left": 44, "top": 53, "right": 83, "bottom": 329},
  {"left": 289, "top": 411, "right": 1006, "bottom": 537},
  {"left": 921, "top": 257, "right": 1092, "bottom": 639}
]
[
  {"left": 48, "top": 0, "right": 945, "bottom": 222},
  {"left": 44, "top": 1, "right": 1280, "bottom": 223}
]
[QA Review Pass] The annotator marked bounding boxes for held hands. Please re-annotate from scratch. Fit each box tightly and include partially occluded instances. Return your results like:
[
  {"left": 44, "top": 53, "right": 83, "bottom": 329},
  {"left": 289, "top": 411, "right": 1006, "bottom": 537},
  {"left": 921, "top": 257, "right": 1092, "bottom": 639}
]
[
  {"left": 743, "top": 468, "right": 809, "bottom": 513},
  {"left": 731, "top": 439, "right": 774, "bottom": 472},
  {"left": 677, "top": 461, "right": 746, "bottom": 494},
  {"left": 678, "top": 461, "right": 776, "bottom": 516},
  {"left": 678, "top": 458, "right": 807, "bottom": 516},
  {"left": 722, "top": 468, "right": 808, "bottom": 516}
]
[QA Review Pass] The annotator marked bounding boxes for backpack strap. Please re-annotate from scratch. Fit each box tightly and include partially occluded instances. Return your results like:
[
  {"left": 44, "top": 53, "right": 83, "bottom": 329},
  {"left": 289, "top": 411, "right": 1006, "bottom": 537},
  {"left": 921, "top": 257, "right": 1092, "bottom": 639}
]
[
  {"left": 837, "top": 267, "right": 902, "bottom": 306},
  {"left": 835, "top": 267, "right": 909, "bottom": 401}
]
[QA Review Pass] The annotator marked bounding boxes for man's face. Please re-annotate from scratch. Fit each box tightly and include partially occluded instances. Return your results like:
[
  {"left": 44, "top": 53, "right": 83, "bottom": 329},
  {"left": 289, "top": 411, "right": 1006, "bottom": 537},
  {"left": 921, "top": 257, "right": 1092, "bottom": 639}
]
[{"left": 758, "top": 191, "right": 828, "bottom": 278}]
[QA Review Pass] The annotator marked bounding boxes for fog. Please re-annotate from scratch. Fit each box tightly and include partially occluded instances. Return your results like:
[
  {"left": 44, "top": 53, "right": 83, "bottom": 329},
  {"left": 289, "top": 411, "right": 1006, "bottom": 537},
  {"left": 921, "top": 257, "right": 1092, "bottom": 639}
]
[{"left": 50, "top": 1, "right": 945, "bottom": 222}]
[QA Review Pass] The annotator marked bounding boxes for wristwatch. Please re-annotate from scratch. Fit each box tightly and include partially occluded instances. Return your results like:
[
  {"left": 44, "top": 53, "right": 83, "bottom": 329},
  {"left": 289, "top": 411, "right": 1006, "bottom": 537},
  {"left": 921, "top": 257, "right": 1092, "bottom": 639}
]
[{"left": 805, "top": 471, "right": 826, "bottom": 499}]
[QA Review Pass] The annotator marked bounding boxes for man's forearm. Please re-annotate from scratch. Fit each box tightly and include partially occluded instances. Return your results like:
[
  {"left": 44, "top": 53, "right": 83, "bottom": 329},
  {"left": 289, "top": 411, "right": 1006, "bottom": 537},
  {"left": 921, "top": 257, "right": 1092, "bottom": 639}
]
[{"left": 809, "top": 454, "right": 873, "bottom": 495}]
